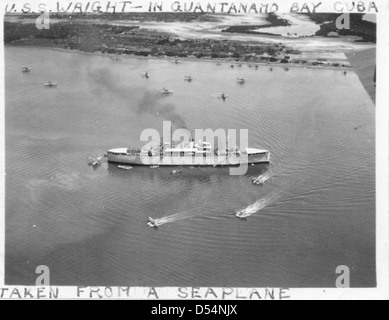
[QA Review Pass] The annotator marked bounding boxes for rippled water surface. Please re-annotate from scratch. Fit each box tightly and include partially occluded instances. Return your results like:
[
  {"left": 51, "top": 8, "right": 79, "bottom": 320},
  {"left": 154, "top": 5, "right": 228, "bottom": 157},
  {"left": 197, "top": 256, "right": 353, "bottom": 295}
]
[{"left": 5, "top": 47, "right": 375, "bottom": 287}]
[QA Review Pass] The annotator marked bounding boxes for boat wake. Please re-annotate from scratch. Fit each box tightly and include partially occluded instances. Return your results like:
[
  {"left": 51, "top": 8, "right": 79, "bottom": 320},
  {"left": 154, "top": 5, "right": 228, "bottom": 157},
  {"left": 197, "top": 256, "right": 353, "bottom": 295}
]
[
  {"left": 149, "top": 211, "right": 192, "bottom": 227},
  {"left": 235, "top": 191, "right": 281, "bottom": 219}
]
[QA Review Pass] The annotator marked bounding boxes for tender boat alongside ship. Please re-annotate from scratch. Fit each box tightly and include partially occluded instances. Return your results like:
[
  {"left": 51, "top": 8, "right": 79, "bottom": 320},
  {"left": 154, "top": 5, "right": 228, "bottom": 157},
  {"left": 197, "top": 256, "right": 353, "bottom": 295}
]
[
  {"left": 118, "top": 165, "right": 133, "bottom": 170},
  {"left": 107, "top": 140, "right": 270, "bottom": 167}
]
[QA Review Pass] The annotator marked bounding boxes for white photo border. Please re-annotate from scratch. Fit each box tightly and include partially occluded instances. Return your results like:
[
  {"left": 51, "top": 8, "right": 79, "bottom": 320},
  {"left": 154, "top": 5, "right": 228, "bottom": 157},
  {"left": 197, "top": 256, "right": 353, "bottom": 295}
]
[{"left": 0, "top": 0, "right": 388, "bottom": 300}]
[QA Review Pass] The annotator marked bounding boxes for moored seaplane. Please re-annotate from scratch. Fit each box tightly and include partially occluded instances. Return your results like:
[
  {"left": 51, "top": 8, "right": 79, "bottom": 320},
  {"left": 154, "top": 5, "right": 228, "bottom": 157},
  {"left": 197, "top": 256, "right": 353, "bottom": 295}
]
[
  {"left": 161, "top": 88, "right": 173, "bottom": 95},
  {"left": 87, "top": 156, "right": 103, "bottom": 167},
  {"left": 216, "top": 92, "right": 228, "bottom": 101},
  {"left": 142, "top": 71, "right": 150, "bottom": 79},
  {"left": 44, "top": 81, "right": 57, "bottom": 88},
  {"left": 147, "top": 217, "right": 159, "bottom": 229},
  {"left": 21, "top": 66, "right": 31, "bottom": 72},
  {"left": 236, "top": 78, "right": 246, "bottom": 84}
]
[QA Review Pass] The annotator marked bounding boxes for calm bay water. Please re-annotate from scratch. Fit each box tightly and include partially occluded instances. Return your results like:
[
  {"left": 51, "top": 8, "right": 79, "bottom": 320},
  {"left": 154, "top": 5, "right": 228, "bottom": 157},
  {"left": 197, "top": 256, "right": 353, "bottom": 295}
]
[{"left": 5, "top": 47, "right": 375, "bottom": 287}]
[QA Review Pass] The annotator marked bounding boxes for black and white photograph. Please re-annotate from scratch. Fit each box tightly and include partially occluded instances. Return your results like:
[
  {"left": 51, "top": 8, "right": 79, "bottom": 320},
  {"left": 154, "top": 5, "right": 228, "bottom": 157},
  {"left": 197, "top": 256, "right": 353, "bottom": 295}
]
[{"left": 1, "top": 0, "right": 388, "bottom": 300}]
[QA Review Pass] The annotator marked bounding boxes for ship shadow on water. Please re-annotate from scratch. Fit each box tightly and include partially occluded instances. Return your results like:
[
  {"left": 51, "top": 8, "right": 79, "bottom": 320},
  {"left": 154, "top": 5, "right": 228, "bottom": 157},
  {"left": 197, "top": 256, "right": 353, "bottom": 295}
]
[{"left": 106, "top": 162, "right": 270, "bottom": 183}]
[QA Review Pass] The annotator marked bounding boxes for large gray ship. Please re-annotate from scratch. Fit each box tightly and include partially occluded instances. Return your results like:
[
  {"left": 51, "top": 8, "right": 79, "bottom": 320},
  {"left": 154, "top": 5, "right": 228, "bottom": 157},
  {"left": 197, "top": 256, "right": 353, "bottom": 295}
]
[{"left": 107, "top": 140, "right": 270, "bottom": 167}]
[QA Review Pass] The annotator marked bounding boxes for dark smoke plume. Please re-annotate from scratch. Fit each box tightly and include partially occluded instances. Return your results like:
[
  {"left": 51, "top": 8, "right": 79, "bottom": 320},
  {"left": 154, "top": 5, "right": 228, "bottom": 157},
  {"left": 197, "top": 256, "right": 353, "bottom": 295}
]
[{"left": 87, "top": 67, "right": 187, "bottom": 129}]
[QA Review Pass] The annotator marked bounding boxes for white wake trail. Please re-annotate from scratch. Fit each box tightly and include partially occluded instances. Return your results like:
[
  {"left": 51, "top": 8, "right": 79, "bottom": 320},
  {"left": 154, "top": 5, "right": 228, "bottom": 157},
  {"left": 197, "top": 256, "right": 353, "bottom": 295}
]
[
  {"left": 251, "top": 171, "right": 274, "bottom": 184},
  {"left": 235, "top": 191, "right": 283, "bottom": 219},
  {"left": 152, "top": 210, "right": 192, "bottom": 226}
]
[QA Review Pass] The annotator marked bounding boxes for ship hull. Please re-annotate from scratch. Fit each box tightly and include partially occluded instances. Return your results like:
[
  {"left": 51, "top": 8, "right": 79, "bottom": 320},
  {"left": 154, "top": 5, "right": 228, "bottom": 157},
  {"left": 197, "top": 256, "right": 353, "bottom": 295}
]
[{"left": 107, "top": 153, "right": 270, "bottom": 167}]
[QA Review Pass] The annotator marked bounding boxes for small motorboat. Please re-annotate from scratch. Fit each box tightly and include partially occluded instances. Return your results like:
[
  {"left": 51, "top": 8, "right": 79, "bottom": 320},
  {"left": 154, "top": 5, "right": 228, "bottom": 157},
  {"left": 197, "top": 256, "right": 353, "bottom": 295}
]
[
  {"left": 184, "top": 75, "right": 193, "bottom": 82},
  {"left": 252, "top": 176, "right": 265, "bottom": 185},
  {"left": 118, "top": 165, "right": 133, "bottom": 170},
  {"left": 21, "top": 67, "right": 31, "bottom": 72},
  {"left": 148, "top": 217, "right": 159, "bottom": 229},
  {"left": 150, "top": 165, "right": 159, "bottom": 169},
  {"left": 234, "top": 209, "right": 249, "bottom": 221},
  {"left": 44, "top": 81, "right": 57, "bottom": 88}
]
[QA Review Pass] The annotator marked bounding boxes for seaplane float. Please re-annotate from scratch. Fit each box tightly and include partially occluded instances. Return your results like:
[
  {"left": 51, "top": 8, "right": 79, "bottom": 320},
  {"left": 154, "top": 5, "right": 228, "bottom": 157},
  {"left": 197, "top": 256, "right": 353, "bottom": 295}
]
[
  {"left": 44, "top": 81, "right": 57, "bottom": 88},
  {"left": 21, "top": 67, "right": 31, "bottom": 73},
  {"left": 161, "top": 88, "right": 173, "bottom": 95}
]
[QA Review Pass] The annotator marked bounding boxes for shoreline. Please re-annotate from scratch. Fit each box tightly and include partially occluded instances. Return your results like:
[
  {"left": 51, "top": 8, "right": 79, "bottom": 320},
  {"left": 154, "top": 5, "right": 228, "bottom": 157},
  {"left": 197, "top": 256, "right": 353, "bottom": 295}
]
[
  {"left": 6, "top": 43, "right": 353, "bottom": 71},
  {"left": 5, "top": 15, "right": 359, "bottom": 71}
]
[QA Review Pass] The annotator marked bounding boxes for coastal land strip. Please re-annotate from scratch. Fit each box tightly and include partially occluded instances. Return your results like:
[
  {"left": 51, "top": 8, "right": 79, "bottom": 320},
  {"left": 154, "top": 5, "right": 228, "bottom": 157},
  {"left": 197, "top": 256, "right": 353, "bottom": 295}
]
[{"left": 4, "top": 12, "right": 376, "bottom": 71}]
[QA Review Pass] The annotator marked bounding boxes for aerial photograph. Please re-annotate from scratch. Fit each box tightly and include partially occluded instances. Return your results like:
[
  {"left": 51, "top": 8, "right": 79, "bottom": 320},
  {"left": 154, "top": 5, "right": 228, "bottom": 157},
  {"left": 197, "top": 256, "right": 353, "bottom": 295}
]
[{"left": 4, "top": 10, "right": 376, "bottom": 288}]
